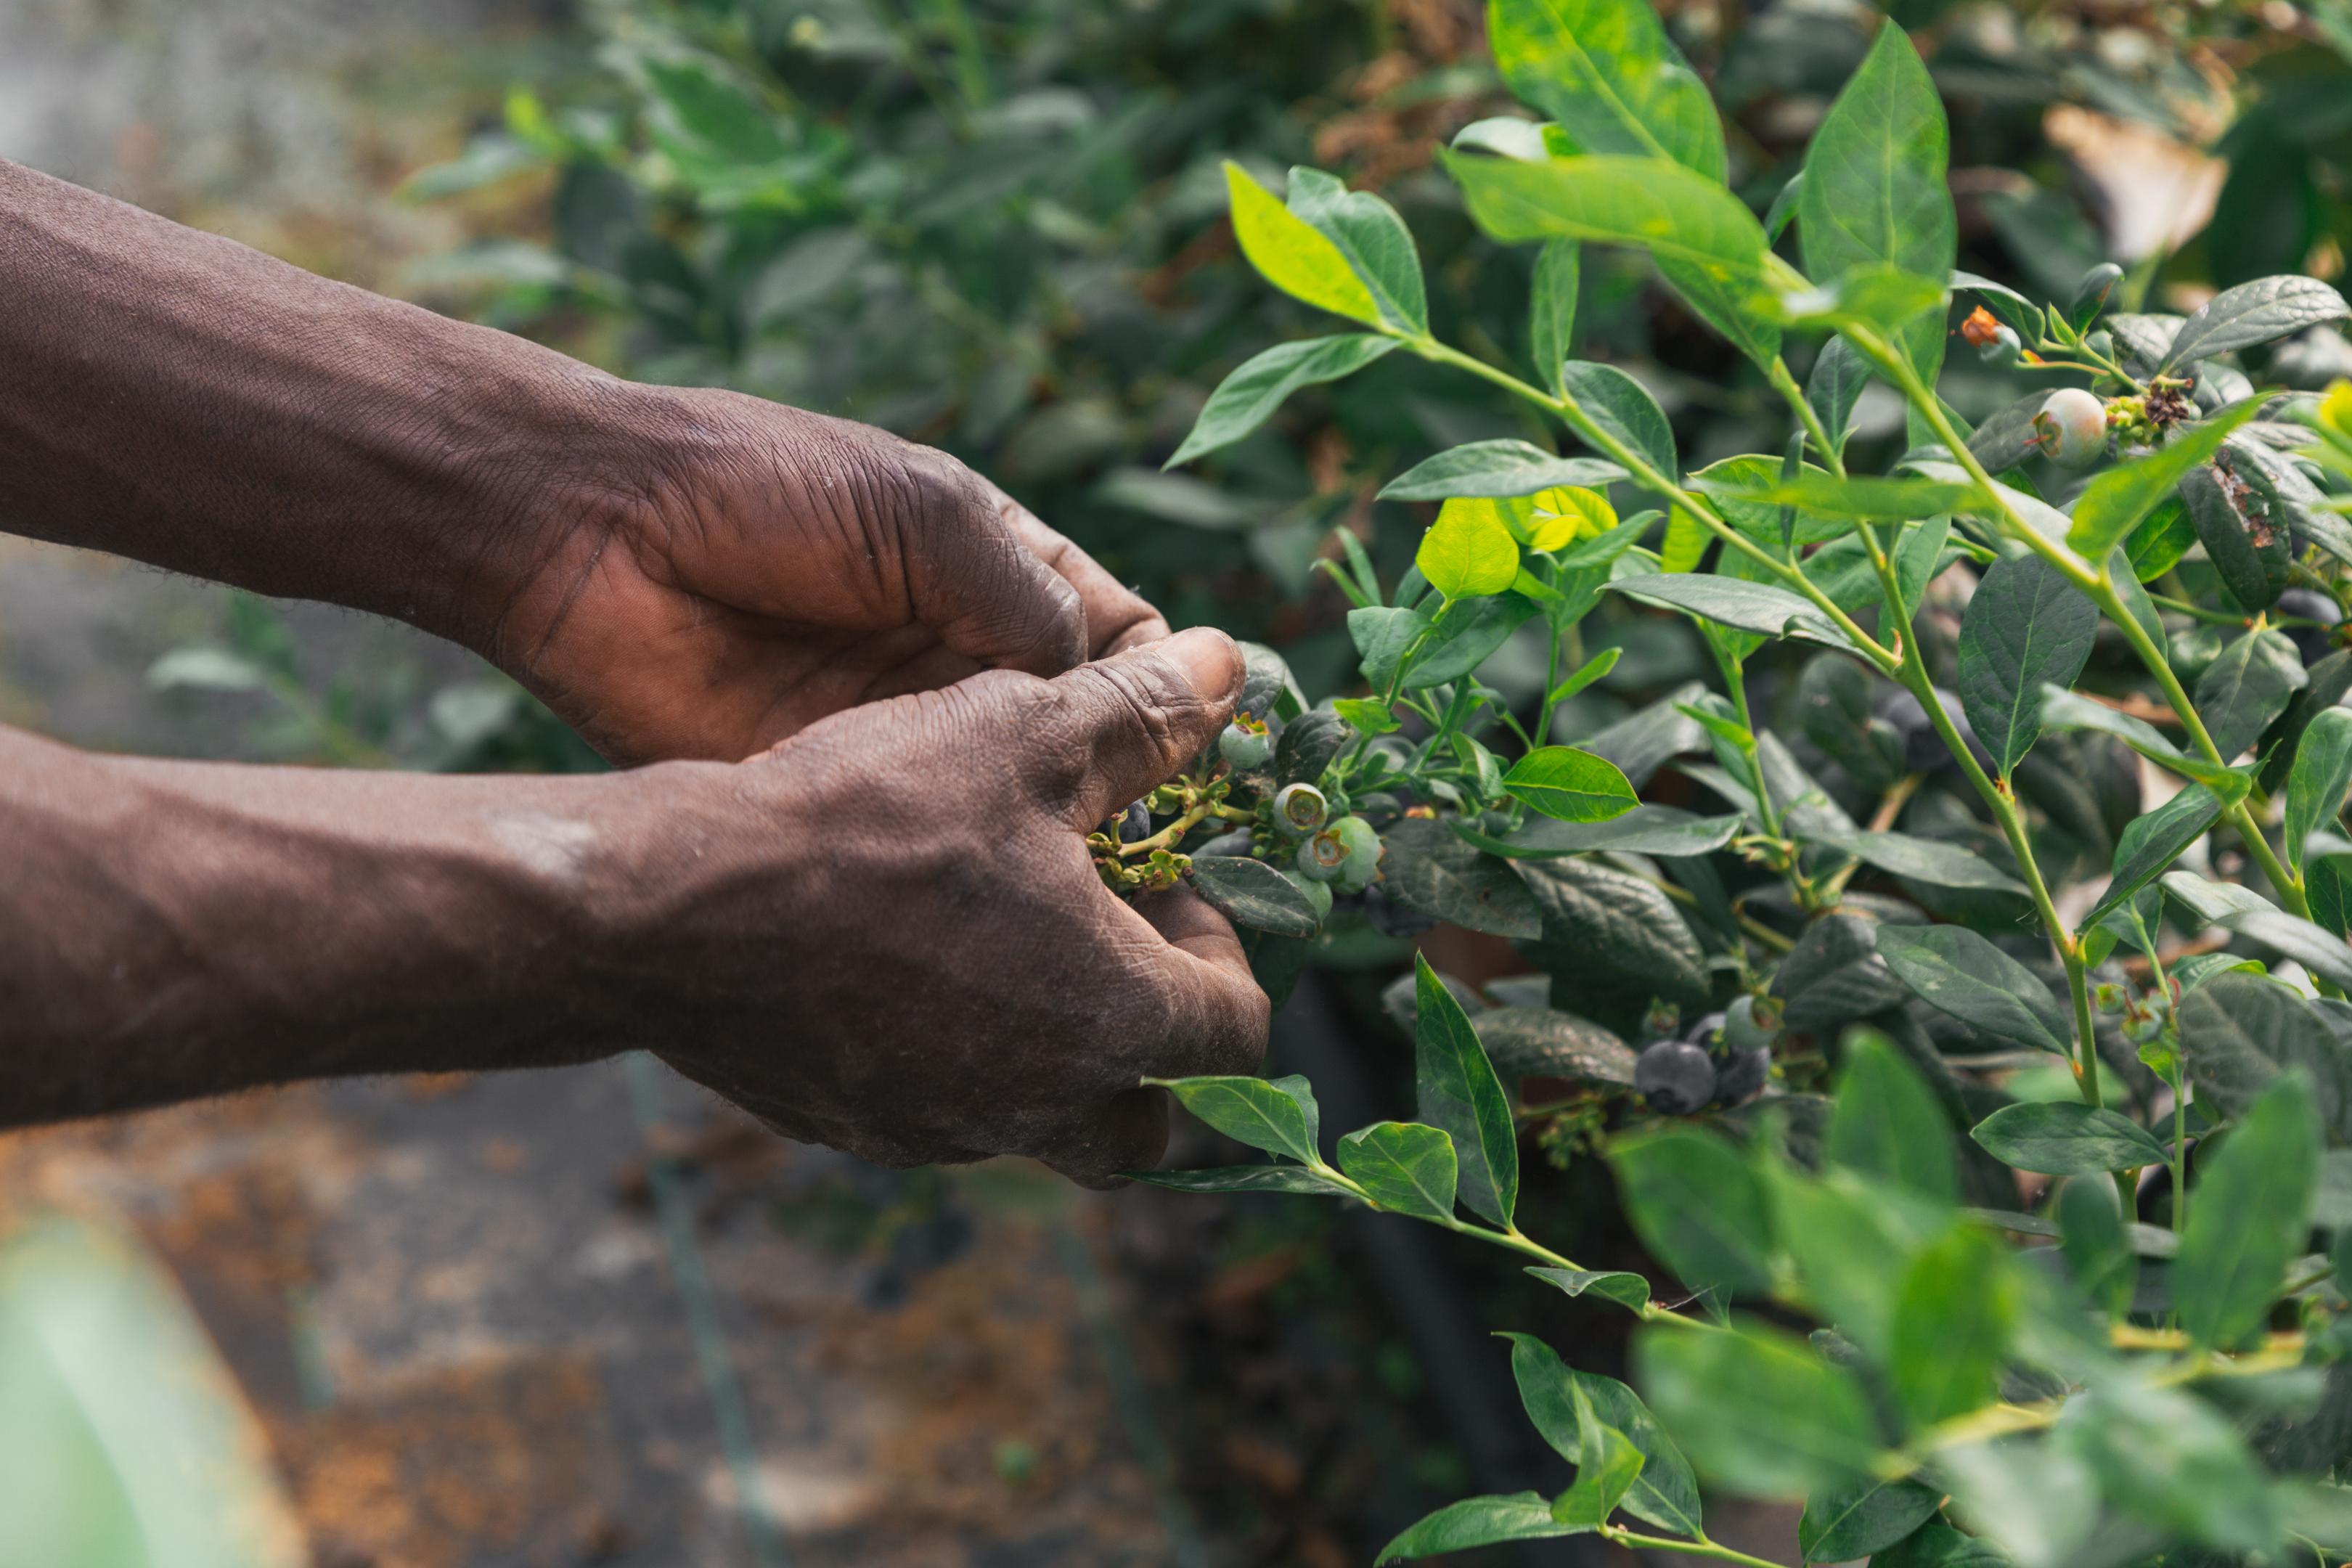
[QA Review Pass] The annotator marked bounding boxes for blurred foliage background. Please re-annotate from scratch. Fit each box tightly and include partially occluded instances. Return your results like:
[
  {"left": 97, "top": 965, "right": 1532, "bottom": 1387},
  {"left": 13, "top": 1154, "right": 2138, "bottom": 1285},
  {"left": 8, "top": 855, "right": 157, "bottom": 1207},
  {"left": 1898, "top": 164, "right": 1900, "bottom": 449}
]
[{"left": 9, "top": 1, "right": 2352, "bottom": 1564}]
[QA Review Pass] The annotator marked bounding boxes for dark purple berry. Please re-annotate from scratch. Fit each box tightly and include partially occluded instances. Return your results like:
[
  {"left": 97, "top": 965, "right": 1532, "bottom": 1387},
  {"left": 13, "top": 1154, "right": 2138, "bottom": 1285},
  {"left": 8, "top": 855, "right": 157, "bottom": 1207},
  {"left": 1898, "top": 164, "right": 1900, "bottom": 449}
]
[
  {"left": 1712, "top": 1047, "right": 1770, "bottom": 1107},
  {"left": 1636, "top": 1040, "right": 1716, "bottom": 1116},
  {"left": 1683, "top": 1010, "right": 1727, "bottom": 1048},
  {"left": 1119, "top": 799, "right": 1152, "bottom": 843},
  {"left": 2277, "top": 589, "right": 2339, "bottom": 665}
]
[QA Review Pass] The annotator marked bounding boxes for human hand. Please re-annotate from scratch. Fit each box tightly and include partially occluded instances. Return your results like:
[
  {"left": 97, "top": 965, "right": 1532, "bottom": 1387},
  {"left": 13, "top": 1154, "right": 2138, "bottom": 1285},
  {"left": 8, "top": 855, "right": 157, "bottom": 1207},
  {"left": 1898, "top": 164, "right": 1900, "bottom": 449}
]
[
  {"left": 600, "top": 626, "right": 1267, "bottom": 1183},
  {"left": 491, "top": 387, "right": 1167, "bottom": 764}
]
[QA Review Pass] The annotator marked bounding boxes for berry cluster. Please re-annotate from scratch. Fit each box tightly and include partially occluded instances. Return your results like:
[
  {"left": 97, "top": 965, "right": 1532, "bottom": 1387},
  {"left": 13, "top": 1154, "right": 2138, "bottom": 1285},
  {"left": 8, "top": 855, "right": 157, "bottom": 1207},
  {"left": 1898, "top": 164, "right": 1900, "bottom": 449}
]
[{"left": 1632, "top": 995, "right": 1779, "bottom": 1116}]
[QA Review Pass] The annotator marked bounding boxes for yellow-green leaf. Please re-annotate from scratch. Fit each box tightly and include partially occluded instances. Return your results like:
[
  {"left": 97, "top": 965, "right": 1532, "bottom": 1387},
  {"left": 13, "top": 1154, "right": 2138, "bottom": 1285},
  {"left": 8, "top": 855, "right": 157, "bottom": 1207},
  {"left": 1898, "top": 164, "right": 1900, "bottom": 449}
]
[
  {"left": 1418, "top": 499, "right": 1523, "bottom": 598},
  {"left": 1225, "top": 162, "right": 1384, "bottom": 327}
]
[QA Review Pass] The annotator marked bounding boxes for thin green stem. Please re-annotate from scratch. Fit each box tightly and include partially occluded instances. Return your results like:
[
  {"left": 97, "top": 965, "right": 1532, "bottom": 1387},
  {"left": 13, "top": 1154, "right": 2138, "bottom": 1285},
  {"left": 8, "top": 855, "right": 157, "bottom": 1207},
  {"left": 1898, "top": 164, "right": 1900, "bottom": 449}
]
[
  {"left": 1767, "top": 354, "right": 1845, "bottom": 478},
  {"left": 1601, "top": 1527, "right": 1787, "bottom": 1568}
]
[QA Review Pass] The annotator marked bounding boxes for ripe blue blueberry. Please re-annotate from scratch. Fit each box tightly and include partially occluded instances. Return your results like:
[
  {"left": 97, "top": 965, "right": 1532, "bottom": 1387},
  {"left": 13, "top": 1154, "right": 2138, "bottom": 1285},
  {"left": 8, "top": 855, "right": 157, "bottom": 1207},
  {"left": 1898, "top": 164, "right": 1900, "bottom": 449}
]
[
  {"left": 1219, "top": 713, "right": 1273, "bottom": 769},
  {"left": 1712, "top": 1047, "right": 1769, "bottom": 1107},
  {"left": 1118, "top": 799, "right": 1152, "bottom": 843},
  {"left": 1274, "top": 783, "right": 1328, "bottom": 833},
  {"left": 1683, "top": 1010, "right": 1727, "bottom": 1048},
  {"left": 1635, "top": 1040, "right": 1716, "bottom": 1116}
]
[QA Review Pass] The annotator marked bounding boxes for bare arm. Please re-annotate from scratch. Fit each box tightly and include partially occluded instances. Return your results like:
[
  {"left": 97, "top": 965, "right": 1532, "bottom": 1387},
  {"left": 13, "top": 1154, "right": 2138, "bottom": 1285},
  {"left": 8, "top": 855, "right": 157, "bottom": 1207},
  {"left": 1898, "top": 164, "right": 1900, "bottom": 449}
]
[
  {"left": 0, "top": 158, "right": 1167, "bottom": 764},
  {"left": 0, "top": 633, "right": 1265, "bottom": 1183}
]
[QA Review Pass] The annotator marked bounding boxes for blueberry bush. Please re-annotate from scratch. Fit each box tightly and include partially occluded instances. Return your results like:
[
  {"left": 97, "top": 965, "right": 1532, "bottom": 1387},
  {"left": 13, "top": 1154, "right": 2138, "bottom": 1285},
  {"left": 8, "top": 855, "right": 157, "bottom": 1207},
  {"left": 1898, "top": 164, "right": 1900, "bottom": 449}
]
[{"left": 1115, "top": 1, "right": 2352, "bottom": 1561}]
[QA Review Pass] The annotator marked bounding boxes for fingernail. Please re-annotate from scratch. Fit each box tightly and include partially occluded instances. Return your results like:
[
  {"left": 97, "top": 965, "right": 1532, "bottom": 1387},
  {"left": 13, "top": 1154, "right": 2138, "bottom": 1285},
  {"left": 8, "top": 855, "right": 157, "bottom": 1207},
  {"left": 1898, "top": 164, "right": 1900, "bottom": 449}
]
[{"left": 1164, "top": 626, "right": 1243, "bottom": 699}]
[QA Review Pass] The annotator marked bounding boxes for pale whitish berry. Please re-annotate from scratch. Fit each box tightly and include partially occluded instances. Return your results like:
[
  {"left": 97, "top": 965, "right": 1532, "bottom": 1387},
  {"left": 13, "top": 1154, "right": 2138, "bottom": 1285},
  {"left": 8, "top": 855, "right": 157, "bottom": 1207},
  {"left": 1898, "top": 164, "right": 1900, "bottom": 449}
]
[
  {"left": 1978, "top": 324, "right": 2020, "bottom": 364},
  {"left": 1274, "top": 783, "right": 1329, "bottom": 833},
  {"left": 2033, "top": 388, "right": 2108, "bottom": 469},
  {"left": 1219, "top": 713, "right": 1273, "bottom": 769},
  {"left": 1331, "top": 815, "right": 1383, "bottom": 893}
]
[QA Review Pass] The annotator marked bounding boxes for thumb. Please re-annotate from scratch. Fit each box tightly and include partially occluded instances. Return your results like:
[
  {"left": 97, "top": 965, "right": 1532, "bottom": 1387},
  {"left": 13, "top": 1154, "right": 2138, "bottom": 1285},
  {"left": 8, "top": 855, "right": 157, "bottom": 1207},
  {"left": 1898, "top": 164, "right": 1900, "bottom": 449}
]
[{"left": 1048, "top": 628, "right": 1245, "bottom": 830}]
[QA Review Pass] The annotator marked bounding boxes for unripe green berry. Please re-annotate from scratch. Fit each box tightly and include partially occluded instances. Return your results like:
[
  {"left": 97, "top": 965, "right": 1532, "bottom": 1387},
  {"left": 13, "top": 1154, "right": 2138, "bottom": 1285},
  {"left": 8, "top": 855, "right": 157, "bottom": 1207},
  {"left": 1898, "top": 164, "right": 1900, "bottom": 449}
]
[
  {"left": 2033, "top": 388, "right": 2108, "bottom": 469},
  {"left": 1274, "top": 783, "right": 1329, "bottom": 833},
  {"left": 1297, "top": 826, "right": 1349, "bottom": 882},
  {"left": 1977, "top": 324, "right": 2020, "bottom": 364},
  {"left": 1294, "top": 875, "right": 1333, "bottom": 923},
  {"left": 1219, "top": 713, "right": 1273, "bottom": 769}
]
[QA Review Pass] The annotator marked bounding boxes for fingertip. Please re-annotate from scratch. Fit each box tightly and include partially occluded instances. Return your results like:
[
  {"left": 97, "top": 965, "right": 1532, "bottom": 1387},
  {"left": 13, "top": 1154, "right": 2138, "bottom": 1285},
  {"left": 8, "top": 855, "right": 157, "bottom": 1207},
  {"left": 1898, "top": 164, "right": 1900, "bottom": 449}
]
[
  {"left": 1160, "top": 626, "right": 1244, "bottom": 709},
  {"left": 1045, "top": 1087, "right": 1170, "bottom": 1189}
]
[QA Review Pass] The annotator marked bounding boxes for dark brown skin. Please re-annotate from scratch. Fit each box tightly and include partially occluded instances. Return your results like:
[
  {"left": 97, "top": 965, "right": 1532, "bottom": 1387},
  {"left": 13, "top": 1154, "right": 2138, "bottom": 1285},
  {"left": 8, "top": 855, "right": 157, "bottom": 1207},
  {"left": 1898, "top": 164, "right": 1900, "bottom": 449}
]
[{"left": 0, "top": 160, "right": 1267, "bottom": 1180}]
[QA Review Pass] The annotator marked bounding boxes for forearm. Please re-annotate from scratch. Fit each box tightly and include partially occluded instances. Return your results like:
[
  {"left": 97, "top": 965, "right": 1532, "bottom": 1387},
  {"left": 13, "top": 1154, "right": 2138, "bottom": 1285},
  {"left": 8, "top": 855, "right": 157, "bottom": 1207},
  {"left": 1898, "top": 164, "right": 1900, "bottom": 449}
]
[
  {"left": 0, "top": 158, "right": 643, "bottom": 651},
  {"left": 0, "top": 724, "right": 640, "bottom": 1126}
]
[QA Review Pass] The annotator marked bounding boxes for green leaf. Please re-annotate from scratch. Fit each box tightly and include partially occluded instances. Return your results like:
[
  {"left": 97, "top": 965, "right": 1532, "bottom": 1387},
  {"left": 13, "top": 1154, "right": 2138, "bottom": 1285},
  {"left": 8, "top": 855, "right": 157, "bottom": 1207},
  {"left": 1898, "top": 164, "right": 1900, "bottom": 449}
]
[
  {"left": 1348, "top": 605, "right": 1433, "bottom": 689},
  {"left": 1558, "top": 361, "right": 1675, "bottom": 479},
  {"left": 2175, "top": 1073, "right": 2322, "bottom": 1349},
  {"left": 1546, "top": 645, "right": 1621, "bottom": 707},
  {"left": 1969, "top": 1102, "right": 2168, "bottom": 1175},
  {"left": 1151, "top": 1074, "right": 1321, "bottom": 1164},
  {"left": 0, "top": 1214, "right": 312, "bottom": 1568},
  {"left": 1528, "top": 1267, "right": 1654, "bottom": 1312},
  {"left": 1486, "top": 0, "right": 1726, "bottom": 179},
  {"left": 2065, "top": 401, "right": 2263, "bottom": 559},
  {"left": 1889, "top": 1225, "right": 2016, "bottom": 1427},
  {"left": 2163, "top": 870, "right": 2352, "bottom": 992},
  {"left": 1694, "top": 472, "right": 1973, "bottom": 520},
  {"left": 1800, "top": 1477, "right": 1943, "bottom": 1564},
  {"left": 1337, "top": 1122, "right": 1458, "bottom": 1220},
  {"left": 1477, "top": 1008, "right": 1640, "bottom": 1087},
  {"left": 1826, "top": 1031, "right": 1959, "bottom": 1204},
  {"left": 1531, "top": 239, "right": 1580, "bottom": 391},
  {"left": 1333, "top": 695, "right": 1401, "bottom": 735},
  {"left": 1379, "top": 439, "right": 1626, "bottom": 500},
  {"left": 1806, "top": 337, "right": 1871, "bottom": 457},
  {"left": 1284, "top": 167, "right": 1427, "bottom": 332},
  {"left": 1502, "top": 746, "right": 1640, "bottom": 823},
  {"left": 1185, "top": 857, "right": 1322, "bottom": 938},
  {"left": 1870, "top": 1522, "right": 2010, "bottom": 1567},
  {"left": 1414, "top": 953, "right": 1520, "bottom": 1228},
  {"left": 1954, "top": 555, "right": 2098, "bottom": 778},
  {"left": 1799, "top": 825, "right": 2030, "bottom": 897},
  {"left": 2175, "top": 972, "right": 2352, "bottom": 1141},
  {"left": 2057, "top": 1172, "right": 2137, "bottom": 1321},
  {"left": 2286, "top": 707, "right": 2352, "bottom": 873},
  {"left": 1524, "top": 857, "right": 1710, "bottom": 1005},
  {"left": 1442, "top": 150, "right": 1777, "bottom": 365},
  {"left": 1404, "top": 595, "right": 1538, "bottom": 687},
  {"left": 2125, "top": 496, "right": 2196, "bottom": 582},
  {"left": 1224, "top": 162, "right": 1384, "bottom": 327},
  {"left": 2034, "top": 686, "right": 2239, "bottom": 789},
  {"left": 1551, "top": 1387, "right": 1644, "bottom": 1528},
  {"left": 1610, "top": 573, "right": 1852, "bottom": 649},
  {"left": 1374, "top": 1494, "right": 1579, "bottom": 1562},
  {"left": 1797, "top": 23, "right": 1956, "bottom": 380},
  {"left": 2194, "top": 628, "right": 2307, "bottom": 760},
  {"left": 1458, "top": 804, "right": 1739, "bottom": 859},
  {"left": 2157, "top": 276, "right": 2351, "bottom": 372},
  {"left": 1874, "top": 923, "right": 2070, "bottom": 1055},
  {"left": 1125, "top": 1166, "right": 1349, "bottom": 1195},
  {"left": 1416, "top": 499, "right": 1523, "bottom": 599},
  {"left": 1611, "top": 1130, "right": 1774, "bottom": 1296},
  {"left": 2082, "top": 783, "right": 2230, "bottom": 928},
  {"left": 1634, "top": 1318, "right": 1881, "bottom": 1495},
  {"left": 1378, "top": 817, "right": 1545, "bottom": 939},
  {"left": 1166, "top": 335, "right": 1401, "bottom": 467},
  {"left": 1502, "top": 1336, "right": 1700, "bottom": 1533}
]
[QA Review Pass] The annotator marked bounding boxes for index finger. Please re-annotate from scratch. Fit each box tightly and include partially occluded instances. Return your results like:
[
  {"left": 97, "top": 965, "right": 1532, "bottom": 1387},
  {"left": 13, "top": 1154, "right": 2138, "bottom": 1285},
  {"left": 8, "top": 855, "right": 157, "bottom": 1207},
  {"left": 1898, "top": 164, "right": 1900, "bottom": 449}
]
[{"left": 992, "top": 483, "right": 1171, "bottom": 658}]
